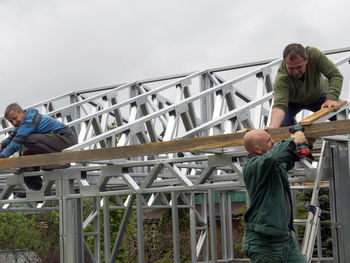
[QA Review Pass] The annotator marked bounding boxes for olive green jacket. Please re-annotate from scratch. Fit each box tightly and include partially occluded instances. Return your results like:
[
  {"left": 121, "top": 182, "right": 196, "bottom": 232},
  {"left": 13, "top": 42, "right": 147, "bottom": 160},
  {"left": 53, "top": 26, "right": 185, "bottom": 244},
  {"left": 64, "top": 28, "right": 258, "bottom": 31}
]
[{"left": 273, "top": 46, "right": 343, "bottom": 112}]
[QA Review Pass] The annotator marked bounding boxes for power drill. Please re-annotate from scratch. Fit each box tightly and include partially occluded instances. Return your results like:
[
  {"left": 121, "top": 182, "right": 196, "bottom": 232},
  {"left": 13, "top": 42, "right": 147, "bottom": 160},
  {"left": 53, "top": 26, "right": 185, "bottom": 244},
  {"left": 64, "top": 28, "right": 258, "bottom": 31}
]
[{"left": 288, "top": 124, "right": 310, "bottom": 159}]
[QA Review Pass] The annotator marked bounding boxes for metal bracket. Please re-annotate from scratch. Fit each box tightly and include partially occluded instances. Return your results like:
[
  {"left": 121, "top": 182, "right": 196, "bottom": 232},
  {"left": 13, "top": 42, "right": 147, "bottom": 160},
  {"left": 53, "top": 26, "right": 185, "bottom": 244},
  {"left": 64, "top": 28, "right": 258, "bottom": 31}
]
[
  {"left": 237, "top": 109, "right": 250, "bottom": 122},
  {"left": 175, "top": 103, "right": 188, "bottom": 115},
  {"left": 130, "top": 122, "right": 145, "bottom": 135},
  {"left": 135, "top": 95, "right": 148, "bottom": 107},
  {"left": 101, "top": 165, "right": 122, "bottom": 176},
  {"left": 7, "top": 174, "right": 24, "bottom": 185},
  {"left": 221, "top": 83, "right": 234, "bottom": 95},
  {"left": 208, "top": 154, "right": 232, "bottom": 167},
  {"left": 181, "top": 79, "right": 192, "bottom": 87}
]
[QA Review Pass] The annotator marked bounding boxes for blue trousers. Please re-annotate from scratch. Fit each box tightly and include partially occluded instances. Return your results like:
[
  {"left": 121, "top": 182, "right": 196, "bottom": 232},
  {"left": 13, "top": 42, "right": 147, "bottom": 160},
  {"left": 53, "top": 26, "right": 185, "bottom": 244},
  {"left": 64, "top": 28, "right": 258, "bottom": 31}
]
[{"left": 281, "top": 92, "right": 335, "bottom": 127}]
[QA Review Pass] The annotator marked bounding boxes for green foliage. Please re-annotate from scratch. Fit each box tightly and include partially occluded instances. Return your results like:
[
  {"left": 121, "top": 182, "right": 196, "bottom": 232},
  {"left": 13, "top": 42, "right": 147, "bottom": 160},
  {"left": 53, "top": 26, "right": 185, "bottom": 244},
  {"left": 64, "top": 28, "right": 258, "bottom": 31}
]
[
  {"left": 0, "top": 212, "right": 41, "bottom": 251},
  {"left": 107, "top": 121, "right": 121, "bottom": 145},
  {"left": 93, "top": 121, "right": 121, "bottom": 149},
  {"left": 121, "top": 208, "right": 192, "bottom": 263},
  {"left": 0, "top": 212, "right": 42, "bottom": 262},
  {"left": 153, "top": 249, "right": 191, "bottom": 263},
  {"left": 233, "top": 204, "right": 247, "bottom": 258},
  {"left": 32, "top": 211, "right": 60, "bottom": 263},
  {"left": 84, "top": 196, "right": 128, "bottom": 262}
]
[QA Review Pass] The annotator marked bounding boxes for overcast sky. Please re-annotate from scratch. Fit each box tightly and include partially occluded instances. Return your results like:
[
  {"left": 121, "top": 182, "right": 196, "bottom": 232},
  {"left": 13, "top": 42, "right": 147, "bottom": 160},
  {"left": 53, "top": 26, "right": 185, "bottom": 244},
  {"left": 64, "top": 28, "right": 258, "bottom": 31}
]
[{"left": 1, "top": 0, "right": 350, "bottom": 113}]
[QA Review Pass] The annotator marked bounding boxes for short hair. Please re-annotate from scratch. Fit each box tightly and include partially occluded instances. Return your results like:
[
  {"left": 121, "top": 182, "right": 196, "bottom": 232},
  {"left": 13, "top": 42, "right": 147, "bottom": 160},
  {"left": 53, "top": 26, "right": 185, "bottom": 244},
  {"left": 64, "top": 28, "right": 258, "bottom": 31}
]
[
  {"left": 4, "top": 103, "right": 23, "bottom": 119},
  {"left": 283, "top": 43, "right": 307, "bottom": 61}
]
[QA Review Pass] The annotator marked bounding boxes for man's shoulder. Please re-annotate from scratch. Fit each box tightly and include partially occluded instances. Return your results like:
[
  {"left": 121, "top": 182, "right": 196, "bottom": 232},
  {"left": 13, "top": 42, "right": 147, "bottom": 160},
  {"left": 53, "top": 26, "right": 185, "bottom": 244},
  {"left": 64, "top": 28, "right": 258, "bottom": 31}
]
[
  {"left": 306, "top": 46, "right": 323, "bottom": 58},
  {"left": 243, "top": 155, "right": 266, "bottom": 169},
  {"left": 243, "top": 155, "right": 256, "bottom": 167},
  {"left": 26, "top": 107, "right": 38, "bottom": 113},
  {"left": 21, "top": 108, "right": 39, "bottom": 126},
  {"left": 274, "top": 64, "right": 290, "bottom": 85},
  {"left": 25, "top": 108, "right": 38, "bottom": 116},
  {"left": 24, "top": 108, "right": 39, "bottom": 119}
]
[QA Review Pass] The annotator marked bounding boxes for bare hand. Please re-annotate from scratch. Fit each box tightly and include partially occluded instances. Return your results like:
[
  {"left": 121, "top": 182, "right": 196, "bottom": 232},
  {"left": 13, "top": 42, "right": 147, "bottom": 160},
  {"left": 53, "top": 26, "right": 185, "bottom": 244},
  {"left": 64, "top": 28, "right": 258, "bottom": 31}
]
[
  {"left": 291, "top": 131, "right": 307, "bottom": 145},
  {"left": 321, "top": 99, "right": 340, "bottom": 110}
]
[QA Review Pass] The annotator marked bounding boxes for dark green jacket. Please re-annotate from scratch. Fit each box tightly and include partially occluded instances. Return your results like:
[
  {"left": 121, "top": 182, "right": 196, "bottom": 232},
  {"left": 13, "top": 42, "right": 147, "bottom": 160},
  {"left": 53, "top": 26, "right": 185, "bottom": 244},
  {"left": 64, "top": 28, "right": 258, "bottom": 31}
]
[
  {"left": 273, "top": 46, "right": 343, "bottom": 112},
  {"left": 243, "top": 138, "right": 298, "bottom": 236}
]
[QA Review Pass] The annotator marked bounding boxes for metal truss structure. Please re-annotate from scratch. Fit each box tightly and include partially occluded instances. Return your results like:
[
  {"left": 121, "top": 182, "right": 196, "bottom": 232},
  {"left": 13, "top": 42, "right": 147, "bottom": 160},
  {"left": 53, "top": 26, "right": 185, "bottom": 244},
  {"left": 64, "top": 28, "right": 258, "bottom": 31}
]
[{"left": 0, "top": 48, "right": 350, "bottom": 262}]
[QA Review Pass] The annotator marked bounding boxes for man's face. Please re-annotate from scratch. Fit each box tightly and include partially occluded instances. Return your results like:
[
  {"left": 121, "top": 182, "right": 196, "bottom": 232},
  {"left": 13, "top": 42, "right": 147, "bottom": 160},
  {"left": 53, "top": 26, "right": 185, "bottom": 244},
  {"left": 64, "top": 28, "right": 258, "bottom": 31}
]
[
  {"left": 6, "top": 109, "right": 25, "bottom": 128},
  {"left": 258, "top": 131, "right": 275, "bottom": 154},
  {"left": 285, "top": 55, "right": 308, "bottom": 79}
]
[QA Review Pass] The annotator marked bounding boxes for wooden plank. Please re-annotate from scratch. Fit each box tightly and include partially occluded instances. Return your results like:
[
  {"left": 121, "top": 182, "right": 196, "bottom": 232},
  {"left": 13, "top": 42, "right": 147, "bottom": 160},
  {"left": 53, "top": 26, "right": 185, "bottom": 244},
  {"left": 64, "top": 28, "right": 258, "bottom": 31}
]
[
  {"left": 1, "top": 119, "right": 350, "bottom": 170},
  {"left": 298, "top": 100, "right": 347, "bottom": 125}
]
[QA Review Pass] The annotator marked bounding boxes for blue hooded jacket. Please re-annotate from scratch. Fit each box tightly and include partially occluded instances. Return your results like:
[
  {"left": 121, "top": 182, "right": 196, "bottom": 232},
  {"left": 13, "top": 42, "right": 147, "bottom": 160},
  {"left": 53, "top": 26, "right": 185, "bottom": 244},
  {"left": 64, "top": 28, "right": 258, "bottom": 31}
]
[{"left": 0, "top": 108, "right": 75, "bottom": 158}]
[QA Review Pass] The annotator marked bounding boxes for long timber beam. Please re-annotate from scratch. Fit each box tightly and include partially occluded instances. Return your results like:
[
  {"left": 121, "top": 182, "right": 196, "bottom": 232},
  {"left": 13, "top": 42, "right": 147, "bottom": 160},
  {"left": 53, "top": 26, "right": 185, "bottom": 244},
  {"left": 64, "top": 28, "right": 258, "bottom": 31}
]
[{"left": 0, "top": 119, "right": 350, "bottom": 170}]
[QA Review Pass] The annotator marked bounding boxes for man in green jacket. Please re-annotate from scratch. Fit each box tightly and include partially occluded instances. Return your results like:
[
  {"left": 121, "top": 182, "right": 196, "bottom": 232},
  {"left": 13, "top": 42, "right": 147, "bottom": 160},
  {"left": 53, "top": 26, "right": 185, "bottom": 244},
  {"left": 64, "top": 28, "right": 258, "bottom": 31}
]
[
  {"left": 242, "top": 129, "right": 307, "bottom": 262},
  {"left": 269, "top": 43, "right": 343, "bottom": 128}
]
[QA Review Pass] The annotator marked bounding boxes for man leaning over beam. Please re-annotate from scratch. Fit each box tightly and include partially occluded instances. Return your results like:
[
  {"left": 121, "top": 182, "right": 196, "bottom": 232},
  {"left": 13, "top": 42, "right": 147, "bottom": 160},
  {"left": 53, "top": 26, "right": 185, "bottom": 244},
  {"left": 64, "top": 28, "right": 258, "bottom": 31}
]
[
  {"left": 268, "top": 43, "right": 343, "bottom": 128},
  {"left": 0, "top": 103, "right": 78, "bottom": 192}
]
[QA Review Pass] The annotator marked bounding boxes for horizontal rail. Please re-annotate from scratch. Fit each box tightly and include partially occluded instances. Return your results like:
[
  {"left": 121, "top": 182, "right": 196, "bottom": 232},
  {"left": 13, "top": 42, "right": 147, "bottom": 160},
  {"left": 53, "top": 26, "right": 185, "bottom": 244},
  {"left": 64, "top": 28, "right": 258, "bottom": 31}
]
[{"left": 0, "top": 119, "right": 350, "bottom": 170}]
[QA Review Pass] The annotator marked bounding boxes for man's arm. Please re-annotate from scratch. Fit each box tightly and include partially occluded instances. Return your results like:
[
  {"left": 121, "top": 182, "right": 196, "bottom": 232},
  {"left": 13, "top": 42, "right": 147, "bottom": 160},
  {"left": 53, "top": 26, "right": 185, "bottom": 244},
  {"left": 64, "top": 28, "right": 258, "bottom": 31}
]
[
  {"left": 312, "top": 47, "right": 343, "bottom": 106},
  {"left": 269, "top": 64, "right": 290, "bottom": 129},
  {"left": 0, "top": 131, "right": 15, "bottom": 156},
  {"left": 267, "top": 108, "right": 285, "bottom": 129},
  {"left": 0, "top": 123, "right": 33, "bottom": 158}
]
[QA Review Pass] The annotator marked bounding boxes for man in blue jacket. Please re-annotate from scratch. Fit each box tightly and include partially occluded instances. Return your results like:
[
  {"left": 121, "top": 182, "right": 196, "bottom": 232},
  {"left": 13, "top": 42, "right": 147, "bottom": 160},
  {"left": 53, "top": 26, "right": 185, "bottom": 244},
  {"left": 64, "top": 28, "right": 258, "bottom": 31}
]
[
  {"left": 242, "top": 129, "right": 307, "bottom": 262},
  {"left": 0, "top": 103, "right": 78, "bottom": 191}
]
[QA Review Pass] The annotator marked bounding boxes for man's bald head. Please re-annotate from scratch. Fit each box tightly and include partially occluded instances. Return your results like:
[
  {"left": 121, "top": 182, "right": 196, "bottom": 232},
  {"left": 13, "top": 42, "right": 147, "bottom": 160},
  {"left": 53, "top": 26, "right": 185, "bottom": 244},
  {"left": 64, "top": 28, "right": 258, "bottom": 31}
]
[{"left": 243, "top": 130, "right": 275, "bottom": 156}]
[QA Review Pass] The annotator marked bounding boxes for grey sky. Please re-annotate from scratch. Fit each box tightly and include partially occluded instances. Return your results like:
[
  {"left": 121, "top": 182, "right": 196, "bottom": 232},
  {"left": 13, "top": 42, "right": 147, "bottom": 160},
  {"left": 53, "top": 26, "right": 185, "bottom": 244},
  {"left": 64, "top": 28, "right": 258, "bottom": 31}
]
[{"left": 1, "top": 0, "right": 350, "bottom": 113}]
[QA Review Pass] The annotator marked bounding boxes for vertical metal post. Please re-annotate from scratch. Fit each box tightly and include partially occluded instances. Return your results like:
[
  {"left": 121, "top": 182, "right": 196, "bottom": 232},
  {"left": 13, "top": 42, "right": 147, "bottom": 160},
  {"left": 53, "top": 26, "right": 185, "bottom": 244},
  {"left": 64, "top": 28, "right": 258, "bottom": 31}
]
[
  {"left": 208, "top": 189, "right": 218, "bottom": 262},
  {"left": 70, "top": 94, "right": 81, "bottom": 136},
  {"left": 328, "top": 140, "right": 350, "bottom": 263},
  {"left": 200, "top": 73, "right": 214, "bottom": 136},
  {"left": 136, "top": 194, "right": 145, "bottom": 263},
  {"left": 93, "top": 197, "right": 101, "bottom": 263},
  {"left": 209, "top": 91, "right": 224, "bottom": 136},
  {"left": 327, "top": 150, "right": 338, "bottom": 263},
  {"left": 58, "top": 170, "right": 83, "bottom": 263},
  {"left": 189, "top": 192, "right": 197, "bottom": 263},
  {"left": 201, "top": 193, "right": 209, "bottom": 262},
  {"left": 226, "top": 193, "right": 234, "bottom": 260},
  {"left": 220, "top": 193, "right": 227, "bottom": 260},
  {"left": 316, "top": 209, "right": 323, "bottom": 262},
  {"left": 252, "top": 73, "right": 265, "bottom": 129},
  {"left": 171, "top": 192, "right": 180, "bottom": 263},
  {"left": 183, "top": 85, "right": 198, "bottom": 128},
  {"left": 103, "top": 196, "right": 111, "bottom": 263}
]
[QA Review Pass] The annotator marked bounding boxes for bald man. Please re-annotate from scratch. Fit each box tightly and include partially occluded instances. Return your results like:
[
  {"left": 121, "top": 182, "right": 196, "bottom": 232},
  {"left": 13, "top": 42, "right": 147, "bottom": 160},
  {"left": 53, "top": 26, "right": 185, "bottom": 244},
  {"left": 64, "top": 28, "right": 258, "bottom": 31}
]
[{"left": 242, "top": 130, "right": 307, "bottom": 263}]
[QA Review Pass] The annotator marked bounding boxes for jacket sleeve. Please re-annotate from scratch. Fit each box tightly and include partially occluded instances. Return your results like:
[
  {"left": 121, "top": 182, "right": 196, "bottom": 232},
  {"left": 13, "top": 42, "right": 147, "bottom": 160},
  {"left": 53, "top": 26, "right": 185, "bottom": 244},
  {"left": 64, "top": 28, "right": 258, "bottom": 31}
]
[
  {"left": 272, "top": 64, "right": 290, "bottom": 113},
  {"left": 1, "top": 129, "right": 16, "bottom": 149},
  {"left": 248, "top": 138, "right": 298, "bottom": 185},
  {"left": 311, "top": 47, "right": 343, "bottom": 101},
  {"left": 0, "top": 120, "right": 36, "bottom": 158},
  {"left": 266, "top": 138, "right": 298, "bottom": 168},
  {"left": 0, "top": 129, "right": 17, "bottom": 158}
]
